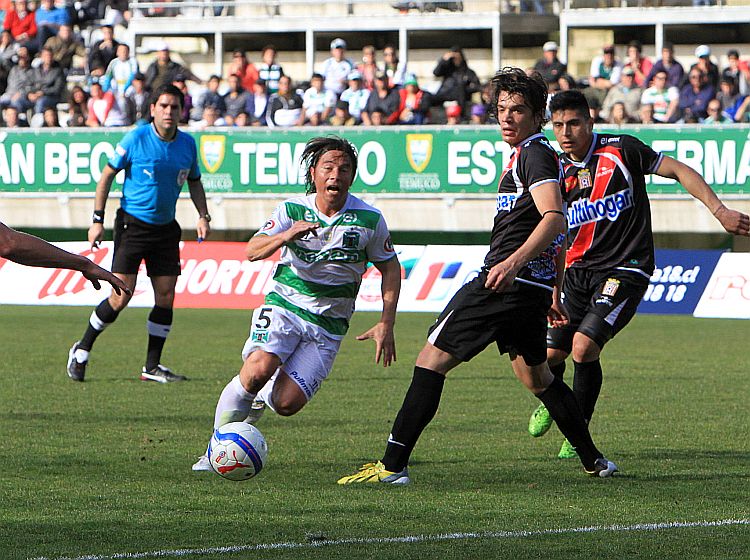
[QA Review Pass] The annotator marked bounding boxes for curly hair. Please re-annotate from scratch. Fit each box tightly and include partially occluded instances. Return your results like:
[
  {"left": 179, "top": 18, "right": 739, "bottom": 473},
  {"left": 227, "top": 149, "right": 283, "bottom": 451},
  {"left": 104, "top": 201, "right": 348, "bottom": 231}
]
[
  {"left": 489, "top": 67, "right": 548, "bottom": 129},
  {"left": 301, "top": 136, "right": 358, "bottom": 195}
]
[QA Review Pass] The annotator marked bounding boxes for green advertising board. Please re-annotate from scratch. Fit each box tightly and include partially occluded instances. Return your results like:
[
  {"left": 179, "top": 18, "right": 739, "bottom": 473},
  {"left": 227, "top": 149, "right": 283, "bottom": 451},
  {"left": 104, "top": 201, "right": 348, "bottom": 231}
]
[{"left": 1, "top": 125, "right": 748, "bottom": 195}]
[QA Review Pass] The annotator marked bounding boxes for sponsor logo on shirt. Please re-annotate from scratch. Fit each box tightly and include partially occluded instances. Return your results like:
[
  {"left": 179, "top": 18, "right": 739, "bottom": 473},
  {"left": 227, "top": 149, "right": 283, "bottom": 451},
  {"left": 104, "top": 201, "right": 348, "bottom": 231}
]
[
  {"left": 496, "top": 193, "right": 520, "bottom": 213},
  {"left": 568, "top": 188, "right": 634, "bottom": 228},
  {"left": 261, "top": 219, "right": 276, "bottom": 232}
]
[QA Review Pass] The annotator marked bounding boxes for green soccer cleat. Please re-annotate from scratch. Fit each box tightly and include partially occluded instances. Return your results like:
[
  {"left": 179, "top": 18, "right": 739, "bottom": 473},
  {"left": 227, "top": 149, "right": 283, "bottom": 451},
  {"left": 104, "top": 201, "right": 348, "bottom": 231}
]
[
  {"left": 337, "top": 461, "right": 410, "bottom": 485},
  {"left": 528, "top": 403, "right": 553, "bottom": 437},
  {"left": 558, "top": 438, "right": 579, "bottom": 459}
]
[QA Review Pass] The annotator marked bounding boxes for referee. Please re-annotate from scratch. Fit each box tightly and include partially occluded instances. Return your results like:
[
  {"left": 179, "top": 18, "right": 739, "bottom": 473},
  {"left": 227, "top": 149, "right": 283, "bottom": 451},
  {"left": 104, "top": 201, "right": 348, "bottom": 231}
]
[{"left": 66, "top": 84, "right": 211, "bottom": 383}]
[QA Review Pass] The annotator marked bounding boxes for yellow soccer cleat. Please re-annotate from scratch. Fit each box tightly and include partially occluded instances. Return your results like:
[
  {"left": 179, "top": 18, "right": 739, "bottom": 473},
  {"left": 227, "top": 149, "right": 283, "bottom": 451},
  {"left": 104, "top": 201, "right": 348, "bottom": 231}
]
[{"left": 337, "top": 461, "right": 411, "bottom": 485}]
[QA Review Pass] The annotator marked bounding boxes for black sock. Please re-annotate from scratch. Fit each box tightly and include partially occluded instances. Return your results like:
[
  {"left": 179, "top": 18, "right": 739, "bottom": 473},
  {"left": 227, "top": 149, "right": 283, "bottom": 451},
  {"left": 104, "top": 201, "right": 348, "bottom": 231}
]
[
  {"left": 145, "top": 306, "right": 173, "bottom": 371},
  {"left": 79, "top": 299, "right": 120, "bottom": 351},
  {"left": 382, "top": 366, "right": 445, "bottom": 472},
  {"left": 573, "top": 359, "right": 603, "bottom": 423},
  {"left": 538, "top": 377, "right": 601, "bottom": 470},
  {"left": 549, "top": 360, "right": 566, "bottom": 381}
]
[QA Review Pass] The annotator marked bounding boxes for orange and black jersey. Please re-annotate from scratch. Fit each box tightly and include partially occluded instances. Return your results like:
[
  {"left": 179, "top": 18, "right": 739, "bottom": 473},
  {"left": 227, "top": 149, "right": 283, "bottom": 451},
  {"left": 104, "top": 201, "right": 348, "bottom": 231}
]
[
  {"left": 485, "top": 133, "right": 565, "bottom": 291},
  {"left": 561, "top": 133, "right": 662, "bottom": 277}
]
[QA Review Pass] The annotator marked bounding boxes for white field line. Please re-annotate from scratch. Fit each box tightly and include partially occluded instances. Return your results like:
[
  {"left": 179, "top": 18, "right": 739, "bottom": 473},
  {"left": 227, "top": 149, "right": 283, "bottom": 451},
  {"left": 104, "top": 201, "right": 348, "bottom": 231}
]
[{"left": 29, "top": 518, "right": 750, "bottom": 560}]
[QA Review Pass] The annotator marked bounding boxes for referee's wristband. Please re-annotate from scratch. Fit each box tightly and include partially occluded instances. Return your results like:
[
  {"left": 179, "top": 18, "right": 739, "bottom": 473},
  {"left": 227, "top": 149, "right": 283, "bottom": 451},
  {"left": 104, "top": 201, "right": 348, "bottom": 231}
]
[{"left": 92, "top": 210, "right": 105, "bottom": 224}]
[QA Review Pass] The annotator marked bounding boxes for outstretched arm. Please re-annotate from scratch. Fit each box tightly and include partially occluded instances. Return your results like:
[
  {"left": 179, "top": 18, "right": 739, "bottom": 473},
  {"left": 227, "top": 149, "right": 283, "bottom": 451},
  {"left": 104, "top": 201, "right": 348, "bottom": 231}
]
[
  {"left": 356, "top": 256, "right": 401, "bottom": 367},
  {"left": 656, "top": 156, "right": 750, "bottom": 236},
  {"left": 0, "top": 222, "right": 130, "bottom": 295}
]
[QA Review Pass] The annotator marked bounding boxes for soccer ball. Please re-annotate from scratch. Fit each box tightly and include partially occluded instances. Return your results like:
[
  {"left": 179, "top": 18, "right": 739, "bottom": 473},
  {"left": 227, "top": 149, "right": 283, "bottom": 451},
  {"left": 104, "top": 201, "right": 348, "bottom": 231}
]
[{"left": 208, "top": 422, "right": 268, "bottom": 481}]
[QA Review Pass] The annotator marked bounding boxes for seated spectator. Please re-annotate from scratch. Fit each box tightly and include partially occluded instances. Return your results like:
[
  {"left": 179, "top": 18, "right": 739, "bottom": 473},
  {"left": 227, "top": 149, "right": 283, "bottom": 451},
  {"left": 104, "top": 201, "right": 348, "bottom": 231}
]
[
  {"left": 101, "top": 43, "right": 138, "bottom": 97},
  {"left": 3, "top": 0, "right": 36, "bottom": 48},
  {"left": 601, "top": 66, "right": 641, "bottom": 121},
  {"left": 0, "top": 29, "right": 14, "bottom": 92},
  {"left": 339, "top": 70, "right": 370, "bottom": 123},
  {"left": 190, "top": 103, "right": 226, "bottom": 129},
  {"left": 622, "top": 40, "right": 652, "bottom": 88},
  {"left": 320, "top": 37, "right": 354, "bottom": 98},
  {"left": 192, "top": 74, "right": 225, "bottom": 121},
  {"left": 722, "top": 49, "right": 749, "bottom": 96},
  {"left": 432, "top": 46, "right": 481, "bottom": 115},
  {"left": 86, "top": 79, "right": 128, "bottom": 126},
  {"left": 125, "top": 72, "right": 149, "bottom": 125},
  {"left": 533, "top": 41, "right": 566, "bottom": 84},
  {"left": 2, "top": 105, "right": 28, "bottom": 126},
  {"left": 223, "top": 72, "right": 252, "bottom": 120},
  {"left": 639, "top": 102, "right": 655, "bottom": 124},
  {"left": 44, "top": 24, "right": 85, "bottom": 73},
  {"left": 28, "top": 45, "right": 64, "bottom": 115},
  {"left": 558, "top": 74, "right": 577, "bottom": 91},
  {"left": 445, "top": 102, "right": 462, "bottom": 125},
  {"left": 703, "top": 98, "right": 732, "bottom": 124},
  {"left": 641, "top": 70, "right": 679, "bottom": 123},
  {"left": 733, "top": 95, "right": 750, "bottom": 123},
  {"left": 66, "top": 84, "right": 88, "bottom": 126},
  {"left": 41, "top": 104, "right": 58, "bottom": 126},
  {"left": 588, "top": 96, "right": 604, "bottom": 123},
  {"left": 34, "top": 0, "right": 68, "bottom": 48},
  {"left": 396, "top": 74, "right": 431, "bottom": 124},
  {"left": 329, "top": 99, "right": 356, "bottom": 126},
  {"left": 716, "top": 75, "right": 740, "bottom": 113},
  {"left": 607, "top": 101, "right": 637, "bottom": 125},
  {"left": 172, "top": 74, "right": 192, "bottom": 124},
  {"left": 228, "top": 49, "right": 258, "bottom": 93},
  {"left": 586, "top": 44, "right": 622, "bottom": 107},
  {"left": 690, "top": 45, "right": 719, "bottom": 90},
  {"left": 679, "top": 68, "right": 715, "bottom": 121},
  {"left": 645, "top": 42, "right": 684, "bottom": 89},
  {"left": 368, "top": 107, "right": 386, "bottom": 126},
  {"left": 470, "top": 103, "right": 487, "bottom": 124},
  {"left": 381, "top": 43, "right": 407, "bottom": 89},
  {"left": 251, "top": 78, "right": 267, "bottom": 126},
  {"left": 300, "top": 72, "right": 336, "bottom": 125},
  {"left": 87, "top": 24, "right": 118, "bottom": 79},
  {"left": 265, "top": 74, "right": 303, "bottom": 127},
  {"left": 233, "top": 111, "right": 251, "bottom": 127},
  {"left": 0, "top": 46, "right": 35, "bottom": 113},
  {"left": 144, "top": 41, "right": 201, "bottom": 92},
  {"left": 356, "top": 44, "right": 378, "bottom": 91},
  {"left": 361, "top": 72, "right": 399, "bottom": 125},
  {"left": 257, "top": 44, "right": 283, "bottom": 95}
]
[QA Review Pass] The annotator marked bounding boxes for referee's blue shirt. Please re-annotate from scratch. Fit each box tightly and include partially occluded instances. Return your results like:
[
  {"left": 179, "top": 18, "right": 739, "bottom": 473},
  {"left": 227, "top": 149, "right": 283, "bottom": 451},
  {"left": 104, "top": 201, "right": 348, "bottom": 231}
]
[{"left": 109, "top": 124, "right": 201, "bottom": 225}]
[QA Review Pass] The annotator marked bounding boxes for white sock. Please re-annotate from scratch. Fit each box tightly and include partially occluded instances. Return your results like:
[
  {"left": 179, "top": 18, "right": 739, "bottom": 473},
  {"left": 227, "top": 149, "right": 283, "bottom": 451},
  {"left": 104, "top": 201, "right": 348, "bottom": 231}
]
[
  {"left": 255, "top": 368, "right": 280, "bottom": 413},
  {"left": 213, "top": 375, "right": 256, "bottom": 429},
  {"left": 74, "top": 348, "right": 90, "bottom": 363}
]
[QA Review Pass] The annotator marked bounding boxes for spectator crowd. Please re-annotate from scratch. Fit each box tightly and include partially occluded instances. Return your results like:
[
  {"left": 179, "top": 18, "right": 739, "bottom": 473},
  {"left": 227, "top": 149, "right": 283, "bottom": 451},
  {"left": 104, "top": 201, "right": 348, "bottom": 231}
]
[{"left": 0, "top": 2, "right": 748, "bottom": 129}]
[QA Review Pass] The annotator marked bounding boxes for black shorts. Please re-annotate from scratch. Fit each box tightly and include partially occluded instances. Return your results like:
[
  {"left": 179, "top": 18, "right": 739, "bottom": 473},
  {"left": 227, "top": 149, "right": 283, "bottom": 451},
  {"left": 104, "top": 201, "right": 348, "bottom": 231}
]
[
  {"left": 427, "top": 272, "right": 553, "bottom": 367},
  {"left": 547, "top": 267, "right": 650, "bottom": 353},
  {"left": 112, "top": 208, "right": 182, "bottom": 277}
]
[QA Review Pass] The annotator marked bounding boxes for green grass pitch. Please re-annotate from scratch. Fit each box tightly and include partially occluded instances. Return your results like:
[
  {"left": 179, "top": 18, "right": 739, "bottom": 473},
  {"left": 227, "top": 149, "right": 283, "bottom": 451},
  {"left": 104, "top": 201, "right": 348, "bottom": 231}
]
[{"left": 0, "top": 306, "right": 748, "bottom": 559}]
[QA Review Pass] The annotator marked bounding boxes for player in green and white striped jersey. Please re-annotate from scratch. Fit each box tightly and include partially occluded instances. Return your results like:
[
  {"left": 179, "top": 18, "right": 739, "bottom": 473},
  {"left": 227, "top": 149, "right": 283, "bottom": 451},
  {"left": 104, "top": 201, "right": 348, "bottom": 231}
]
[{"left": 193, "top": 136, "right": 401, "bottom": 472}]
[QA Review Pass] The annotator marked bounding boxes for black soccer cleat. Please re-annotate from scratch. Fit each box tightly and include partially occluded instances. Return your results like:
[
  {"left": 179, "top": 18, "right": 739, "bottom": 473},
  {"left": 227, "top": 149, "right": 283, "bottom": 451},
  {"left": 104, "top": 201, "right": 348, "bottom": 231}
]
[
  {"left": 140, "top": 364, "right": 188, "bottom": 383},
  {"left": 66, "top": 342, "right": 87, "bottom": 382}
]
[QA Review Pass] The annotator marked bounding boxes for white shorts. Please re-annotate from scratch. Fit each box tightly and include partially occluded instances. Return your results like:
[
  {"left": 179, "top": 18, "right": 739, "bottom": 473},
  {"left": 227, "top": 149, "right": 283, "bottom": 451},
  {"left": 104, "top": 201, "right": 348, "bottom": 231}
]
[{"left": 241, "top": 304, "right": 342, "bottom": 401}]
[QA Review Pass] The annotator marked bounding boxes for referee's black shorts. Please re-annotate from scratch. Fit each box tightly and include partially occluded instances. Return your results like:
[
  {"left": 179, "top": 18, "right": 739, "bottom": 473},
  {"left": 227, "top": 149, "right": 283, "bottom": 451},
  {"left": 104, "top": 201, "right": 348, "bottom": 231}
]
[
  {"left": 112, "top": 208, "right": 182, "bottom": 277},
  {"left": 547, "top": 266, "right": 650, "bottom": 353},
  {"left": 427, "top": 271, "right": 553, "bottom": 367}
]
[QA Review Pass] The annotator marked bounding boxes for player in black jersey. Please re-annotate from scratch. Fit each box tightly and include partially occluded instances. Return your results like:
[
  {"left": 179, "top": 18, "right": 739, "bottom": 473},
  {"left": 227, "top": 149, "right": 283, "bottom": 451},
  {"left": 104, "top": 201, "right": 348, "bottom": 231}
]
[
  {"left": 528, "top": 90, "right": 750, "bottom": 458},
  {"left": 339, "top": 68, "right": 618, "bottom": 485}
]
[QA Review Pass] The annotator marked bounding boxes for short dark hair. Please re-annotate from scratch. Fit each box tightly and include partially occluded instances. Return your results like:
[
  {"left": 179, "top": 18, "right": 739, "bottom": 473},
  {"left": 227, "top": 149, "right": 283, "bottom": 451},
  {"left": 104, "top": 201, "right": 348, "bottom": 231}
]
[
  {"left": 548, "top": 89, "right": 590, "bottom": 117},
  {"left": 489, "top": 67, "right": 548, "bottom": 128},
  {"left": 627, "top": 40, "right": 642, "bottom": 52},
  {"left": 301, "top": 136, "right": 358, "bottom": 195},
  {"left": 150, "top": 83, "right": 184, "bottom": 110}
]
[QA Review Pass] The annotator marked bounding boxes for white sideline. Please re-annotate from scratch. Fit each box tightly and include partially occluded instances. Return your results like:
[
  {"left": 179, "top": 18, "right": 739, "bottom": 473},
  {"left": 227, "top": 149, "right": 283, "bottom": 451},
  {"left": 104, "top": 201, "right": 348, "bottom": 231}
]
[{"left": 29, "top": 518, "right": 750, "bottom": 560}]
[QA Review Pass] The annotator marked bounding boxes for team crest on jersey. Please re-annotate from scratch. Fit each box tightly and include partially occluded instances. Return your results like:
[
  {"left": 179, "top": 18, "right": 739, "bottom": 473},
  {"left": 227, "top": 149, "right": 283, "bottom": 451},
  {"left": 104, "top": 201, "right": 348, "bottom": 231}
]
[
  {"left": 602, "top": 278, "right": 620, "bottom": 296},
  {"left": 304, "top": 209, "right": 317, "bottom": 222},
  {"left": 406, "top": 134, "right": 433, "bottom": 173},
  {"left": 384, "top": 235, "right": 395, "bottom": 252},
  {"left": 578, "top": 169, "right": 592, "bottom": 189},
  {"left": 341, "top": 212, "right": 357, "bottom": 224},
  {"left": 200, "top": 135, "right": 226, "bottom": 174},
  {"left": 177, "top": 169, "right": 189, "bottom": 186},
  {"left": 252, "top": 330, "right": 269, "bottom": 343},
  {"left": 342, "top": 230, "right": 360, "bottom": 248}
]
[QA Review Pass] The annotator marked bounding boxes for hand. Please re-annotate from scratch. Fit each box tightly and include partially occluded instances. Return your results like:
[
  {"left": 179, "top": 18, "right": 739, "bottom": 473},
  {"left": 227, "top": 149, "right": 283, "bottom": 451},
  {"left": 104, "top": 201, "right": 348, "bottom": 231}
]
[
  {"left": 88, "top": 223, "right": 104, "bottom": 250},
  {"left": 196, "top": 217, "right": 211, "bottom": 241},
  {"left": 356, "top": 322, "right": 396, "bottom": 367},
  {"left": 484, "top": 260, "right": 518, "bottom": 292},
  {"left": 283, "top": 220, "right": 320, "bottom": 242},
  {"left": 715, "top": 205, "right": 750, "bottom": 236},
  {"left": 547, "top": 297, "right": 569, "bottom": 328},
  {"left": 81, "top": 262, "right": 131, "bottom": 296}
]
